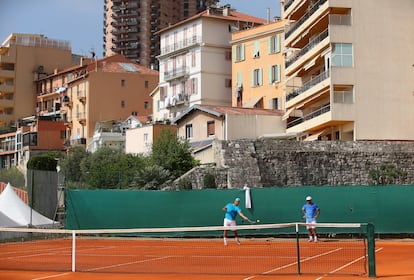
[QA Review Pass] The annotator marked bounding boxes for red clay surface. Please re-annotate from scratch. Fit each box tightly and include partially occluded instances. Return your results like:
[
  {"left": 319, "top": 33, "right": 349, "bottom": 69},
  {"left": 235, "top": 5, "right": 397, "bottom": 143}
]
[{"left": 1, "top": 239, "right": 413, "bottom": 280}]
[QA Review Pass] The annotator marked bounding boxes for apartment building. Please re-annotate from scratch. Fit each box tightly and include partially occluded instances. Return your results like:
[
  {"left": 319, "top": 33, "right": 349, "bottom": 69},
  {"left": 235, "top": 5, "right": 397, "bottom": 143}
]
[
  {"left": 36, "top": 54, "right": 158, "bottom": 148},
  {"left": 231, "top": 19, "right": 285, "bottom": 110},
  {"left": 155, "top": 5, "right": 267, "bottom": 122},
  {"left": 282, "top": 0, "right": 414, "bottom": 141},
  {"left": 103, "top": 0, "right": 218, "bottom": 69},
  {"left": 0, "top": 118, "right": 66, "bottom": 171},
  {"left": 0, "top": 33, "right": 74, "bottom": 131}
]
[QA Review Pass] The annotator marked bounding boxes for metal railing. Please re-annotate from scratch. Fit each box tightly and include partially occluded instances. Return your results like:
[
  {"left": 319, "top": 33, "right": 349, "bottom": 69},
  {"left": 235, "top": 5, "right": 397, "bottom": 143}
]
[
  {"left": 286, "top": 28, "right": 328, "bottom": 68},
  {"left": 287, "top": 104, "right": 330, "bottom": 128},
  {"left": 286, "top": 0, "right": 327, "bottom": 38},
  {"left": 161, "top": 36, "right": 201, "bottom": 55},
  {"left": 286, "top": 70, "right": 330, "bottom": 101}
]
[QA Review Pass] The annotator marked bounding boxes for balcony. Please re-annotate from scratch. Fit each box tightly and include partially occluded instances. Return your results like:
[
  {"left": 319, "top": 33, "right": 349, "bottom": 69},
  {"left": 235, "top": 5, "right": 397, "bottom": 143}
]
[
  {"left": 77, "top": 91, "right": 86, "bottom": 103},
  {"left": 287, "top": 104, "right": 330, "bottom": 129},
  {"left": 286, "top": 70, "right": 330, "bottom": 102},
  {"left": 160, "top": 36, "right": 201, "bottom": 56},
  {"left": 77, "top": 112, "right": 86, "bottom": 125},
  {"left": 164, "top": 67, "right": 189, "bottom": 82},
  {"left": 285, "top": 0, "right": 328, "bottom": 39},
  {"left": 286, "top": 29, "right": 328, "bottom": 69},
  {"left": 71, "top": 138, "right": 86, "bottom": 145}
]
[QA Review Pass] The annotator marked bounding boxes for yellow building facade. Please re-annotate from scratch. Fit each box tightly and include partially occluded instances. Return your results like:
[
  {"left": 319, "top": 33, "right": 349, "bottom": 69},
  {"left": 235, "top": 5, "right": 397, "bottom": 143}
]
[{"left": 231, "top": 20, "right": 285, "bottom": 111}]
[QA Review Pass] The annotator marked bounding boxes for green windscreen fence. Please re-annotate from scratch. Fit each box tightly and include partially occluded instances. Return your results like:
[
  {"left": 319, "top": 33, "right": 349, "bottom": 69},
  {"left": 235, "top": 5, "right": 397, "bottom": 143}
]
[{"left": 66, "top": 185, "right": 414, "bottom": 233}]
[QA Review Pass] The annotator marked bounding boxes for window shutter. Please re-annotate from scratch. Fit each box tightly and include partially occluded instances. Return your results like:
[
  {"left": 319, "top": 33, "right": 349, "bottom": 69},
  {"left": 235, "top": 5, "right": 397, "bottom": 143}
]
[
  {"left": 275, "top": 34, "right": 280, "bottom": 53},
  {"left": 250, "top": 70, "right": 254, "bottom": 87},
  {"left": 241, "top": 43, "right": 245, "bottom": 61}
]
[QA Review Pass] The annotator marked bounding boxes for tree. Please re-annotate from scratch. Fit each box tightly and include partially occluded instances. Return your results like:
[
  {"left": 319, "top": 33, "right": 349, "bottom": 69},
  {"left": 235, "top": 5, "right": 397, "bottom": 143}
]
[
  {"left": 80, "top": 147, "right": 125, "bottom": 189},
  {"left": 151, "top": 129, "right": 197, "bottom": 178},
  {"left": 133, "top": 165, "right": 172, "bottom": 190},
  {"left": 27, "top": 152, "right": 60, "bottom": 171},
  {"left": 59, "top": 146, "right": 89, "bottom": 182}
]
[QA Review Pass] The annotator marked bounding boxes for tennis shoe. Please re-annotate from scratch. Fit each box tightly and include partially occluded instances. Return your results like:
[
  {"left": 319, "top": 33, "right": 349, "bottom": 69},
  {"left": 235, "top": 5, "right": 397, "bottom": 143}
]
[{"left": 236, "top": 239, "right": 241, "bottom": 245}]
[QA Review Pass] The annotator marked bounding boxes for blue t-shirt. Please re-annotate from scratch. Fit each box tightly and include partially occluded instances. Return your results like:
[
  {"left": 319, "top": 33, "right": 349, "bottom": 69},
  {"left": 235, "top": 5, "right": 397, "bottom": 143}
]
[
  {"left": 224, "top": 203, "right": 241, "bottom": 220},
  {"left": 302, "top": 203, "right": 319, "bottom": 220}
]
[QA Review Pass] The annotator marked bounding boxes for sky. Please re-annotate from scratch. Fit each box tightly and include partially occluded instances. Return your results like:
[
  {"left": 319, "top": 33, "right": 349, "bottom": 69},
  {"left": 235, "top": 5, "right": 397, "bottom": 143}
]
[{"left": 0, "top": 0, "right": 281, "bottom": 57}]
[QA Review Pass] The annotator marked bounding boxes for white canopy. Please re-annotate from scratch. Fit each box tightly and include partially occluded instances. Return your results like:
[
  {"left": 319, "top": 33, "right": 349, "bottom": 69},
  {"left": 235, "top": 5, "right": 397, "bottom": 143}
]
[{"left": 0, "top": 183, "right": 56, "bottom": 227}]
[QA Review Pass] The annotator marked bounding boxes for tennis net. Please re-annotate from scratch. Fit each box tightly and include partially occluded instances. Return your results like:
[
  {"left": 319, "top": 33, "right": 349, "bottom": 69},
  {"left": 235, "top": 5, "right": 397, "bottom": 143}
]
[{"left": 0, "top": 222, "right": 375, "bottom": 277}]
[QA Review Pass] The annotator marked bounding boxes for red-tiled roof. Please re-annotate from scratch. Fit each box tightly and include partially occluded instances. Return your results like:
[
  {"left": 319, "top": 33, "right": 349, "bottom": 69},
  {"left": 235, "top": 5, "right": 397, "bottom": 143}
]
[
  {"left": 200, "top": 104, "right": 284, "bottom": 116},
  {"left": 85, "top": 54, "right": 159, "bottom": 75},
  {"left": 173, "top": 104, "right": 284, "bottom": 123},
  {"left": 158, "top": 7, "right": 266, "bottom": 34}
]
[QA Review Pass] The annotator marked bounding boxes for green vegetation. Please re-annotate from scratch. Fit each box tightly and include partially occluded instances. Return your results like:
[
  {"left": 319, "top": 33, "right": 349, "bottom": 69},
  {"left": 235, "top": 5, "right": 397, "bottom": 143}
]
[
  {"left": 203, "top": 173, "right": 217, "bottom": 189},
  {"left": 27, "top": 152, "right": 60, "bottom": 171},
  {"left": 59, "top": 129, "right": 197, "bottom": 189},
  {"left": 0, "top": 167, "right": 25, "bottom": 188},
  {"left": 368, "top": 163, "right": 407, "bottom": 185}
]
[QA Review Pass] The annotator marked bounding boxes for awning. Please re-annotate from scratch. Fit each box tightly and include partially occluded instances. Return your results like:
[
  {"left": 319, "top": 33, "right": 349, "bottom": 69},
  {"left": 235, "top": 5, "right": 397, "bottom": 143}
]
[
  {"left": 282, "top": 107, "right": 295, "bottom": 121},
  {"left": 282, "top": 107, "right": 303, "bottom": 120},
  {"left": 303, "top": 129, "right": 326, "bottom": 141},
  {"left": 245, "top": 96, "right": 263, "bottom": 108}
]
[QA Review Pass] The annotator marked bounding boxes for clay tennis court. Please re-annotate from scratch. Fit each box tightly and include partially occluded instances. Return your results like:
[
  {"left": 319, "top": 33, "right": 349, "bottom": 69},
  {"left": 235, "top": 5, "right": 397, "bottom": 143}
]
[{"left": 1, "top": 237, "right": 413, "bottom": 280}]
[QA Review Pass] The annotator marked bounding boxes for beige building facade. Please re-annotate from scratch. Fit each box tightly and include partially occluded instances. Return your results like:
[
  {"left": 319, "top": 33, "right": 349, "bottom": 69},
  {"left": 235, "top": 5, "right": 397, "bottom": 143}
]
[
  {"left": 103, "top": 0, "right": 218, "bottom": 69},
  {"left": 282, "top": 0, "right": 414, "bottom": 141},
  {"left": 156, "top": 5, "right": 266, "bottom": 122},
  {"left": 0, "top": 33, "right": 74, "bottom": 130},
  {"left": 173, "top": 104, "right": 284, "bottom": 163},
  {"left": 231, "top": 20, "right": 285, "bottom": 110},
  {"left": 36, "top": 54, "right": 158, "bottom": 148}
]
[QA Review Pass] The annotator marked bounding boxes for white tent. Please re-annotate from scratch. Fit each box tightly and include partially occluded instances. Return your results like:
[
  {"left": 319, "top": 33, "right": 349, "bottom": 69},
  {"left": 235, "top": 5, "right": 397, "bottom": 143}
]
[{"left": 0, "top": 183, "right": 56, "bottom": 227}]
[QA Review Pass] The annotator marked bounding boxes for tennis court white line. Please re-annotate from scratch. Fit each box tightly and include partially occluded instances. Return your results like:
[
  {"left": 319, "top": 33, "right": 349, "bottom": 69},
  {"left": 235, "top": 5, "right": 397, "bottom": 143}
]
[
  {"left": 314, "top": 247, "right": 384, "bottom": 280},
  {"left": 32, "top": 272, "right": 71, "bottom": 280},
  {"left": 243, "top": 247, "right": 343, "bottom": 280},
  {"left": 83, "top": 255, "right": 172, "bottom": 272}
]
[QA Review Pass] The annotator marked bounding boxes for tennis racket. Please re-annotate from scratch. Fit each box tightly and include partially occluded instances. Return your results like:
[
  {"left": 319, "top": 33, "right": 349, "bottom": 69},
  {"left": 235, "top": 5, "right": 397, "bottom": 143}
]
[{"left": 248, "top": 219, "right": 261, "bottom": 224}]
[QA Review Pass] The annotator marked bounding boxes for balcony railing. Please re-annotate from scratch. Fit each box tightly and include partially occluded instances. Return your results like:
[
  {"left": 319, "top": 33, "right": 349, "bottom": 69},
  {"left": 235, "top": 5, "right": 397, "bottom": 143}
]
[
  {"left": 285, "top": 0, "right": 327, "bottom": 38},
  {"left": 164, "top": 67, "right": 189, "bottom": 81},
  {"left": 287, "top": 104, "right": 330, "bottom": 128},
  {"left": 284, "top": 0, "right": 295, "bottom": 11},
  {"left": 286, "top": 28, "right": 328, "bottom": 68},
  {"left": 161, "top": 36, "right": 201, "bottom": 55},
  {"left": 286, "top": 70, "right": 330, "bottom": 102}
]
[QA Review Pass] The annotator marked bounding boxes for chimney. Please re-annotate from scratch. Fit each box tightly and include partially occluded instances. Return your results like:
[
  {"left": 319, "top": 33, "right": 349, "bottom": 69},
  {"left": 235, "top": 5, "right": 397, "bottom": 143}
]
[{"left": 223, "top": 5, "right": 230, "bottom": 16}]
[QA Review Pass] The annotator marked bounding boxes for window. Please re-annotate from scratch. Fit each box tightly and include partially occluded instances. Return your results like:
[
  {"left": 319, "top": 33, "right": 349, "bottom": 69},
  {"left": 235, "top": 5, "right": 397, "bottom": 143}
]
[
  {"left": 251, "top": 69, "right": 263, "bottom": 87},
  {"left": 269, "top": 64, "right": 281, "bottom": 84},
  {"left": 207, "top": 121, "right": 215, "bottom": 136},
  {"left": 269, "top": 98, "right": 281, "bottom": 110},
  {"left": 144, "top": 133, "right": 149, "bottom": 144},
  {"left": 144, "top": 101, "right": 149, "bottom": 109},
  {"left": 185, "top": 124, "right": 193, "bottom": 139},
  {"left": 121, "top": 100, "right": 125, "bottom": 108},
  {"left": 225, "top": 78, "right": 232, "bottom": 88},
  {"left": 225, "top": 50, "right": 232, "bottom": 61},
  {"left": 145, "top": 81, "right": 149, "bottom": 88},
  {"left": 121, "top": 79, "right": 126, "bottom": 87},
  {"left": 233, "top": 43, "right": 245, "bottom": 62},
  {"left": 253, "top": 40, "right": 260, "bottom": 57},
  {"left": 268, "top": 34, "right": 280, "bottom": 54},
  {"left": 332, "top": 43, "right": 353, "bottom": 67}
]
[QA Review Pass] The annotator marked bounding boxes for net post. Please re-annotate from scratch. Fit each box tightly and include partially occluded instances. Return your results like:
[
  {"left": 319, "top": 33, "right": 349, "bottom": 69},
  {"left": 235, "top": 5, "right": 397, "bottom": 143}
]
[
  {"left": 295, "top": 223, "right": 301, "bottom": 275},
  {"left": 367, "top": 223, "right": 376, "bottom": 277},
  {"left": 72, "top": 230, "right": 76, "bottom": 272}
]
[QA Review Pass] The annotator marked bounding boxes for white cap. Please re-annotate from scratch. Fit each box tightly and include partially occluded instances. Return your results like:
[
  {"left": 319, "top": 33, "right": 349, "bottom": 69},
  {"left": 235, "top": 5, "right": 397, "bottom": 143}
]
[{"left": 306, "top": 196, "right": 312, "bottom": 201}]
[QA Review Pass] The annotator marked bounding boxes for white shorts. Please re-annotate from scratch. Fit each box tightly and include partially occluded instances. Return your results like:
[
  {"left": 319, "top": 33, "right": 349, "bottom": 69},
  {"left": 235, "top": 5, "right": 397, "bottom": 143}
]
[
  {"left": 306, "top": 219, "right": 317, "bottom": 229},
  {"left": 224, "top": 218, "right": 236, "bottom": 228}
]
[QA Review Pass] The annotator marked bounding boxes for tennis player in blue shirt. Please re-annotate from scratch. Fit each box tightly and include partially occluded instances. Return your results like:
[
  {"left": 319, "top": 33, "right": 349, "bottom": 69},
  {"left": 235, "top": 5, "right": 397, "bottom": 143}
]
[
  {"left": 222, "top": 198, "right": 251, "bottom": 246},
  {"left": 302, "top": 196, "right": 321, "bottom": 242}
]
